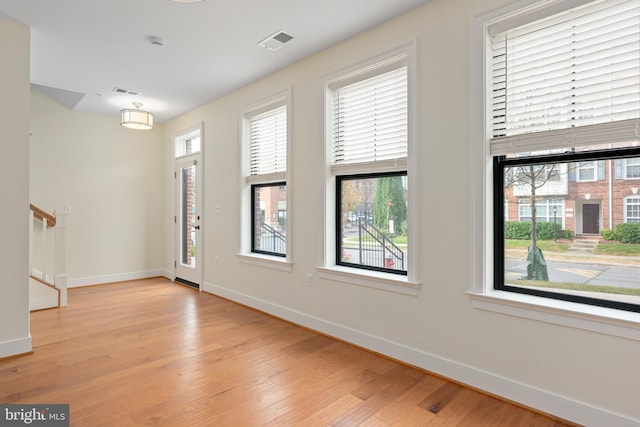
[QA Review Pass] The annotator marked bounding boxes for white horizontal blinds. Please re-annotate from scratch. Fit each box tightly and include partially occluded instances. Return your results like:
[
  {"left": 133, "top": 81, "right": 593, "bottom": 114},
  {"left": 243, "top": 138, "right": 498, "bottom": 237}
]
[
  {"left": 331, "top": 56, "right": 408, "bottom": 173},
  {"left": 249, "top": 105, "right": 287, "bottom": 180},
  {"left": 490, "top": 0, "right": 640, "bottom": 155}
]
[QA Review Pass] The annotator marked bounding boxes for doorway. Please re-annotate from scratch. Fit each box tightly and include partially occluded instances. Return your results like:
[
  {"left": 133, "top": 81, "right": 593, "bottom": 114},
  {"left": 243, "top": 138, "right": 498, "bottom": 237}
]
[
  {"left": 582, "top": 204, "right": 600, "bottom": 234},
  {"left": 174, "top": 126, "right": 202, "bottom": 288}
]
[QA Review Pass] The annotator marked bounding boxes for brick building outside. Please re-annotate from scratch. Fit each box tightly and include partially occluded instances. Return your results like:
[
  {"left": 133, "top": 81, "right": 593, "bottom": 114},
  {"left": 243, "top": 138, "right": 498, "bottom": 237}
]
[{"left": 505, "top": 157, "right": 640, "bottom": 236}]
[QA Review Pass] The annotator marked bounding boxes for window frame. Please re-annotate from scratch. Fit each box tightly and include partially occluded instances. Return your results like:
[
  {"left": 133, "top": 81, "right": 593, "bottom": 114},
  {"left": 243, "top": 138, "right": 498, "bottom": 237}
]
[
  {"left": 469, "top": 0, "right": 640, "bottom": 339},
  {"left": 318, "top": 44, "right": 420, "bottom": 295},
  {"left": 517, "top": 198, "right": 564, "bottom": 226},
  {"left": 174, "top": 125, "right": 202, "bottom": 159},
  {"left": 576, "top": 161, "right": 597, "bottom": 182},
  {"left": 251, "top": 181, "right": 287, "bottom": 258},
  {"left": 335, "top": 171, "right": 408, "bottom": 276},
  {"left": 495, "top": 148, "right": 640, "bottom": 313},
  {"left": 624, "top": 158, "right": 640, "bottom": 179},
  {"left": 624, "top": 195, "right": 640, "bottom": 223},
  {"left": 237, "top": 90, "right": 293, "bottom": 271}
]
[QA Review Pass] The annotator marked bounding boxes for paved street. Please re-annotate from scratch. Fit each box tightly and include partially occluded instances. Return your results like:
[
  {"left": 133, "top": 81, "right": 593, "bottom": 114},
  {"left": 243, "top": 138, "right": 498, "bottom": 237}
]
[{"left": 505, "top": 258, "right": 640, "bottom": 289}]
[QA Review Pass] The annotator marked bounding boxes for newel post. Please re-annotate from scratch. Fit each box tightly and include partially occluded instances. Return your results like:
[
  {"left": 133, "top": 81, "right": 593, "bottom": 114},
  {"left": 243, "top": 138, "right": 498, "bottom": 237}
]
[
  {"left": 28, "top": 209, "right": 34, "bottom": 278},
  {"left": 54, "top": 208, "right": 69, "bottom": 307}
]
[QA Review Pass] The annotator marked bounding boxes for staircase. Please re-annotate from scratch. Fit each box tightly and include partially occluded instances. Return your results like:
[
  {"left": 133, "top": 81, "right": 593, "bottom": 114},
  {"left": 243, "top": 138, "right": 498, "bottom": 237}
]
[
  {"left": 568, "top": 235, "right": 600, "bottom": 254},
  {"left": 29, "top": 204, "right": 68, "bottom": 311},
  {"left": 357, "top": 218, "right": 405, "bottom": 270},
  {"left": 29, "top": 275, "right": 59, "bottom": 311}
]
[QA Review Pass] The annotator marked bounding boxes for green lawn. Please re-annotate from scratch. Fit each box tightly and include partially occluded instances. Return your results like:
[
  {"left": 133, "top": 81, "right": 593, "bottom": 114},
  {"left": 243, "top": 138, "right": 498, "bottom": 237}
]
[
  {"left": 509, "top": 279, "right": 640, "bottom": 297},
  {"left": 504, "top": 240, "right": 571, "bottom": 252},
  {"left": 593, "top": 243, "right": 640, "bottom": 257},
  {"left": 506, "top": 239, "right": 640, "bottom": 257}
]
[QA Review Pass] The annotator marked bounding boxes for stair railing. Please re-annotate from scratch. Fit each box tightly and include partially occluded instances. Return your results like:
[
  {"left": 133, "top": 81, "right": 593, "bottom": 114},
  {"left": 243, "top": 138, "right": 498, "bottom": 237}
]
[
  {"left": 358, "top": 218, "right": 405, "bottom": 270},
  {"left": 260, "top": 222, "right": 286, "bottom": 254},
  {"left": 29, "top": 204, "right": 68, "bottom": 307}
]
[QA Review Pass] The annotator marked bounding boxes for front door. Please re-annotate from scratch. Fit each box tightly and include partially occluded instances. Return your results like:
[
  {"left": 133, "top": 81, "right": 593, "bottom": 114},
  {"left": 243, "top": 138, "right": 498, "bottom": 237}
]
[
  {"left": 583, "top": 204, "right": 599, "bottom": 234},
  {"left": 175, "top": 157, "right": 202, "bottom": 287}
]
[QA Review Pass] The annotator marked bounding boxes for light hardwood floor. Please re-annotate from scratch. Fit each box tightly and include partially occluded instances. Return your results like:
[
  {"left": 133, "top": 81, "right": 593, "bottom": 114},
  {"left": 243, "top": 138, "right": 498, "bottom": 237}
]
[{"left": 1, "top": 278, "right": 575, "bottom": 426}]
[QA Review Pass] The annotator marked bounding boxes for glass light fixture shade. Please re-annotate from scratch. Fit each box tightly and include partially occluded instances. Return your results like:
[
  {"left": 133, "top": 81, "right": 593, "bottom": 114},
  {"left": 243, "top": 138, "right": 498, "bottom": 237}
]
[{"left": 121, "top": 108, "right": 154, "bottom": 130}]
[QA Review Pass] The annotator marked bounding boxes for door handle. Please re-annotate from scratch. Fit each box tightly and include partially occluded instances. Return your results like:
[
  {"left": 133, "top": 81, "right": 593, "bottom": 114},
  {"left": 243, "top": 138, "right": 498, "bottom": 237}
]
[{"left": 194, "top": 225, "right": 200, "bottom": 230}]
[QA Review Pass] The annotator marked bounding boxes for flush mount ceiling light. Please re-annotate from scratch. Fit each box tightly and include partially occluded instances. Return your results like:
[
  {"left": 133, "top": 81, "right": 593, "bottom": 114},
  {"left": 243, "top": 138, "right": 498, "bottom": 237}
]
[{"left": 121, "top": 102, "right": 154, "bottom": 130}]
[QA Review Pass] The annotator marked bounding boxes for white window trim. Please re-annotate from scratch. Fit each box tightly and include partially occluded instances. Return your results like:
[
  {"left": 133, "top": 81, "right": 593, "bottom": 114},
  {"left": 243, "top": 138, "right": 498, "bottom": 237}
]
[
  {"left": 624, "top": 158, "right": 640, "bottom": 180},
  {"left": 517, "top": 198, "right": 564, "bottom": 226},
  {"left": 237, "top": 252, "right": 293, "bottom": 272},
  {"left": 317, "top": 266, "right": 420, "bottom": 296},
  {"left": 468, "top": 290, "right": 640, "bottom": 340},
  {"left": 318, "top": 43, "right": 421, "bottom": 294},
  {"left": 576, "top": 161, "right": 597, "bottom": 182},
  {"left": 624, "top": 195, "right": 640, "bottom": 223},
  {"left": 174, "top": 124, "right": 202, "bottom": 160},
  {"left": 237, "top": 89, "right": 293, "bottom": 271},
  {"left": 469, "top": 0, "right": 640, "bottom": 339}
]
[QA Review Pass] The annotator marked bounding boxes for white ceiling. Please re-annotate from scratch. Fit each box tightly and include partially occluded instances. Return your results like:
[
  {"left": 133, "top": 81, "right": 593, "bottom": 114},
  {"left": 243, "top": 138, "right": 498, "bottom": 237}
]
[{"left": 0, "top": 0, "right": 429, "bottom": 123}]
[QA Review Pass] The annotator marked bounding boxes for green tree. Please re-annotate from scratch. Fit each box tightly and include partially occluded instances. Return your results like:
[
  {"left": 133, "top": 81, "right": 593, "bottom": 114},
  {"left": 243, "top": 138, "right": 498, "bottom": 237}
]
[
  {"left": 506, "top": 165, "right": 559, "bottom": 253},
  {"left": 373, "top": 176, "right": 406, "bottom": 234},
  {"left": 505, "top": 164, "right": 559, "bottom": 280}
]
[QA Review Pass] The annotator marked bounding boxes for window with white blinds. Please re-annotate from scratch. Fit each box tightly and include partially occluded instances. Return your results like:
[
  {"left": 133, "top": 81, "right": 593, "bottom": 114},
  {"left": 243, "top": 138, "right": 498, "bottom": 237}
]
[
  {"left": 248, "top": 104, "right": 287, "bottom": 182},
  {"left": 329, "top": 55, "right": 408, "bottom": 174},
  {"left": 489, "top": 0, "right": 640, "bottom": 156}
]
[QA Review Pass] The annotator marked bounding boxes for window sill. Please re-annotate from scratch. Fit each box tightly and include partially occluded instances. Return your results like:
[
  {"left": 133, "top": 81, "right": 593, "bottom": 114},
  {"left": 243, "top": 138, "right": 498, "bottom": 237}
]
[
  {"left": 316, "top": 266, "right": 421, "bottom": 296},
  {"left": 236, "top": 253, "right": 293, "bottom": 272},
  {"left": 467, "top": 290, "right": 640, "bottom": 341}
]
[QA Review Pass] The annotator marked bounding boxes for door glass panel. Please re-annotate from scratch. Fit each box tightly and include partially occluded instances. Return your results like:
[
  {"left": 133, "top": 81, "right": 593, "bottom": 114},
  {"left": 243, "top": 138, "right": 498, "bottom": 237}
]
[{"left": 180, "top": 164, "right": 197, "bottom": 269}]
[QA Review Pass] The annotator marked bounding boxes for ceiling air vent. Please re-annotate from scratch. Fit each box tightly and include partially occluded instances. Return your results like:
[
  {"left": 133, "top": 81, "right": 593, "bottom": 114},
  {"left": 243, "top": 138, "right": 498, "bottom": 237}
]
[
  {"left": 113, "top": 87, "right": 141, "bottom": 96},
  {"left": 258, "top": 30, "right": 293, "bottom": 51}
]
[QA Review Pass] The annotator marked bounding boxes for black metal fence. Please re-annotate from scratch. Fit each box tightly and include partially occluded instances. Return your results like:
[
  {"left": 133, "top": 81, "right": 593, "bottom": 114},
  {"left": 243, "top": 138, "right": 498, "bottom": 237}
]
[
  {"left": 358, "top": 218, "right": 405, "bottom": 270},
  {"left": 259, "top": 222, "right": 286, "bottom": 255}
]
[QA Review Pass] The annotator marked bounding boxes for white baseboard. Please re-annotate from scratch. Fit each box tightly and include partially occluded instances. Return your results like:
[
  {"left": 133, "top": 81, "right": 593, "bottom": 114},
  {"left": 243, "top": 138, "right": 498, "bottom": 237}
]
[
  {"left": 202, "top": 281, "right": 638, "bottom": 427},
  {"left": 68, "top": 269, "right": 165, "bottom": 288},
  {"left": 0, "top": 336, "right": 32, "bottom": 359},
  {"left": 159, "top": 269, "right": 174, "bottom": 281}
]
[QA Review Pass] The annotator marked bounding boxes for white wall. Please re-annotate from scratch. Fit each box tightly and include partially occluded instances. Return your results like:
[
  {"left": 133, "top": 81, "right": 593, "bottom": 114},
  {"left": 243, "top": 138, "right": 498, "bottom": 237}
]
[
  {"left": 0, "top": 17, "right": 31, "bottom": 358},
  {"left": 162, "top": 0, "right": 640, "bottom": 425},
  {"left": 30, "top": 88, "right": 165, "bottom": 286}
]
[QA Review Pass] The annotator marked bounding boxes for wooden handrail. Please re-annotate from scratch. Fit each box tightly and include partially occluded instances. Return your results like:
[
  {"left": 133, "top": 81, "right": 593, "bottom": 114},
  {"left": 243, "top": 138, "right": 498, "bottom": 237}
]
[
  {"left": 30, "top": 203, "right": 56, "bottom": 227},
  {"left": 30, "top": 273, "right": 56, "bottom": 289}
]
